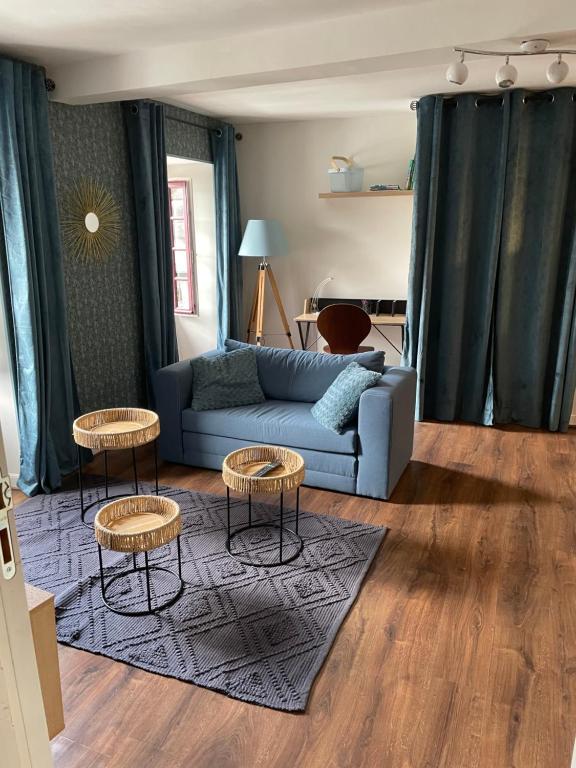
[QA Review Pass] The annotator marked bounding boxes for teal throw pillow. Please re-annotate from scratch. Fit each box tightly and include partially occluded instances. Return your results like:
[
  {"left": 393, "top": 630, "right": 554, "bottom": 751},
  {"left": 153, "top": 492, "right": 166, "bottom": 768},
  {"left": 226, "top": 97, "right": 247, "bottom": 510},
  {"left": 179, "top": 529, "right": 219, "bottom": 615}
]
[
  {"left": 311, "top": 362, "right": 381, "bottom": 433},
  {"left": 190, "top": 348, "right": 265, "bottom": 411}
]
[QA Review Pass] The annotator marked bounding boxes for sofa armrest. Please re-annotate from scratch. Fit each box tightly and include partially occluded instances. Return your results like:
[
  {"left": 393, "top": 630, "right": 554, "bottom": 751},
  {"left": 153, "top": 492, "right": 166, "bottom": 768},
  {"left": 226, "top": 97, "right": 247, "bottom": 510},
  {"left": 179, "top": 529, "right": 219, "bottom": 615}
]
[
  {"left": 356, "top": 366, "right": 416, "bottom": 499},
  {"left": 153, "top": 361, "right": 194, "bottom": 462},
  {"left": 154, "top": 349, "right": 221, "bottom": 463}
]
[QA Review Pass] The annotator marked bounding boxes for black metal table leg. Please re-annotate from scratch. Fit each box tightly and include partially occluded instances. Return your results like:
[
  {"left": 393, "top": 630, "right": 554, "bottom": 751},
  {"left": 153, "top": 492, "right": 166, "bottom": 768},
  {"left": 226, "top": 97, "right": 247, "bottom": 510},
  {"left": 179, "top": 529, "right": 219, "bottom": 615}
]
[
  {"left": 154, "top": 439, "right": 159, "bottom": 495},
  {"left": 296, "top": 486, "right": 300, "bottom": 535},
  {"left": 297, "top": 321, "right": 305, "bottom": 349},
  {"left": 78, "top": 445, "right": 85, "bottom": 520},
  {"left": 98, "top": 544, "right": 105, "bottom": 594},
  {"left": 98, "top": 542, "right": 183, "bottom": 616},
  {"left": 373, "top": 324, "right": 402, "bottom": 355},
  {"left": 225, "top": 486, "right": 303, "bottom": 567},
  {"left": 279, "top": 490, "right": 284, "bottom": 564},
  {"left": 144, "top": 551, "right": 152, "bottom": 612},
  {"left": 226, "top": 487, "right": 231, "bottom": 548},
  {"left": 78, "top": 441, "right": 157, "bottom": 527},
  {"left": 132, "top": 447, "right": 139, "bottom": 494}
]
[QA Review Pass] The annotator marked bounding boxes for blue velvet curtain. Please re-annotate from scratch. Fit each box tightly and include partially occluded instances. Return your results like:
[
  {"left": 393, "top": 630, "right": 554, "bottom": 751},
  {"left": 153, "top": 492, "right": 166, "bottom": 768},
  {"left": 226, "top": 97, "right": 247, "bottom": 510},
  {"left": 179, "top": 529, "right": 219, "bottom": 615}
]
[
  {"left": 404, "top": 89, "right": 576, "bottom": 432},
  {"left": 0, "top": 57, "right": 79, "bottom": 494},
  {"left": 122, "top": 100, "right": 178, "bottom": 401},
  {"left": 210, "top": 125, "right": 243, "bottom": 346}
]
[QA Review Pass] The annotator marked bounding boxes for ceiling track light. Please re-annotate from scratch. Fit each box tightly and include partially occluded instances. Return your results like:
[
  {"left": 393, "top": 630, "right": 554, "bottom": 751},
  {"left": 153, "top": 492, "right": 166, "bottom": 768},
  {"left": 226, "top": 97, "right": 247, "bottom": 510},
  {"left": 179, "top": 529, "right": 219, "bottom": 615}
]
[
  {"left": 446, "top": 51, "right": 469, "bottom": 85},
  {"left": 496, "top": 56, "right": 517, "bottom": 89},
  {"left": 446, "top": 39, "right": 576, "bottom": 88}
]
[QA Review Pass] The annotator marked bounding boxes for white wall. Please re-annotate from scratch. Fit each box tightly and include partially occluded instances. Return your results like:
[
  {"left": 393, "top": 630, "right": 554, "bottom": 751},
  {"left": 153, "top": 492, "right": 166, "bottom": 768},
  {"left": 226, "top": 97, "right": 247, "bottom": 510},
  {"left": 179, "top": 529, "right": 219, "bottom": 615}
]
[
  {"left": 236, "top": 113, "right": 416, "bottom": 364},
  {"left": 0, "top": 290, "right": 20, "bottom": 484},
  {"left": 167, "top": 159, "right": 218, "bottom": 360}
]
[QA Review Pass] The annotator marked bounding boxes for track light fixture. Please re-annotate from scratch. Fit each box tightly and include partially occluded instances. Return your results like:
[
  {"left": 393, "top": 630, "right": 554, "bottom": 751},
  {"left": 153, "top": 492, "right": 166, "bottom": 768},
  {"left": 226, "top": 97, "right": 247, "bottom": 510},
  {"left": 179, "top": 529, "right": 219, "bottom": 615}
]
[
  {"left": 446, "top": 51, "right": 468, "bottom": 85},
  {"left": 547, "top": 54, "right": 569, "bottom": 84},
  {"left": 495, "top": 56, "right": 517, "bottom": 89},
  {"left": 446, "top": 39, "right": 576, "bottom": 89}
]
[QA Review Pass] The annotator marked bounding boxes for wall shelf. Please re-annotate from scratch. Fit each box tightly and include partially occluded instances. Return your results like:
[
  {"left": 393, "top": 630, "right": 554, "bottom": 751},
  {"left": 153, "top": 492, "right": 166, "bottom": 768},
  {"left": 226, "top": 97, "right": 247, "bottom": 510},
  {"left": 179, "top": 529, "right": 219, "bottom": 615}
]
[{"left": 318, "top": 190, "right": 414, "bottom": 199}]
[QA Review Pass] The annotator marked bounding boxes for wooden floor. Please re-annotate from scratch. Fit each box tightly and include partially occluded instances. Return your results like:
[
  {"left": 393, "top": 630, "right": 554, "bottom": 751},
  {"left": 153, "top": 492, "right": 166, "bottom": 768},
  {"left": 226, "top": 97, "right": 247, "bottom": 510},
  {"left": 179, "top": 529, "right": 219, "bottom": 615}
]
[{"left": 13, "top": 422, "right": 576, "bottom": 768}]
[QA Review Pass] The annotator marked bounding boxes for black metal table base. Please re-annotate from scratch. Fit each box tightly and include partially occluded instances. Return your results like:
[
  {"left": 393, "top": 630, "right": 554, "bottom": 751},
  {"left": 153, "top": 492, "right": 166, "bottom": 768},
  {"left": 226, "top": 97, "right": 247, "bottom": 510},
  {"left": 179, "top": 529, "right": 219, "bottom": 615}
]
[
  {"left": 296, "top": 319, "right": 405, "bottom": 354},
  {"left": 97, "top": 537, "right": 183, "bottom": 616},
  {"left": 78, "top": 440, "right": 159, "bottom": 528},
  {"left": 226, "top": 487, "right": 304, "bottom": 567}
]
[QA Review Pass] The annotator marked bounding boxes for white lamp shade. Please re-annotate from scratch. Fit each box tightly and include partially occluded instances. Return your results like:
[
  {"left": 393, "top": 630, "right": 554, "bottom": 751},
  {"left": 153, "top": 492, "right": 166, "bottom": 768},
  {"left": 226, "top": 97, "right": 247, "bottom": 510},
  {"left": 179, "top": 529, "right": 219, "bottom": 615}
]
[
  {"left": 547, "top": 58, "right": 569, "bottom": 84},
  {"left": 238, "top": 219, "right": 288, "bottom": 258},
  {"left": 446, "top": 61, "right": 468, "bottom": 85},
  {"left": 496, "top": 62, "right": 518, "bottom": 88}
]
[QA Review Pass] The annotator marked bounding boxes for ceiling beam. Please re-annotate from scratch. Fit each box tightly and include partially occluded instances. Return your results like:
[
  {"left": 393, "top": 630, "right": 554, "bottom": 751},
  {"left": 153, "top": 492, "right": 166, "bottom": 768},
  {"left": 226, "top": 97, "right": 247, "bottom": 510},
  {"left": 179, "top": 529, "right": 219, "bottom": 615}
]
[{"left": 49, "top": 0, "right": 576, "bottom": 104}]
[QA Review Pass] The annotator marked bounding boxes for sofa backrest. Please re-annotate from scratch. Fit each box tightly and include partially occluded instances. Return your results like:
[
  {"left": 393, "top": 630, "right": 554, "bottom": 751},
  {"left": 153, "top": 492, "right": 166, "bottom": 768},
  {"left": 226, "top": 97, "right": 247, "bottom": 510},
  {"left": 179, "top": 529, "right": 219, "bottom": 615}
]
[{"left": 224, "top": 339, "right": 385, "bottom": 402}]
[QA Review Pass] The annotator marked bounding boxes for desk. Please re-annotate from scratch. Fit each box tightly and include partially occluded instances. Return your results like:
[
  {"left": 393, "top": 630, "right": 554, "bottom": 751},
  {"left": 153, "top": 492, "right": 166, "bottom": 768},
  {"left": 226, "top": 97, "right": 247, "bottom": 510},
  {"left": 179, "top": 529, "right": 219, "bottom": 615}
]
[{"left": 294, "top": 312, "right": 406, "bottom": 354}]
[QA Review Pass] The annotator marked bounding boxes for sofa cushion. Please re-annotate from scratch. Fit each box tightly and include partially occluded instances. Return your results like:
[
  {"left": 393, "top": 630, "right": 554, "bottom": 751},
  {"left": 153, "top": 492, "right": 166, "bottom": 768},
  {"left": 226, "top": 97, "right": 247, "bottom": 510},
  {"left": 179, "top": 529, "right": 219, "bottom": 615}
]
[
  {"left": 181, "top": 399, "right": 357, "bottom": 454},
  {"left": 312, "top": 362, "right": 382, "bottom": 434},
  {"left": 190, "top": 348, "right": 264, "bottom": 411},
  {"left": 224, "top": 339, "right": 385, "bottom": 402},
  {"left": 182, "top": 433, "right": 358, "bottom": 478}
]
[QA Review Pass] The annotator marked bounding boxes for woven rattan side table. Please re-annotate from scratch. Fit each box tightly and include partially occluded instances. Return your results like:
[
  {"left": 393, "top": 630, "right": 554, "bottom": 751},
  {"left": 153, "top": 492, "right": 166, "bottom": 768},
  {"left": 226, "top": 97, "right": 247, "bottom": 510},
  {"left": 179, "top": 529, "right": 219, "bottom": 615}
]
[
  {"left": 95, "top": 495, "right": 183, "bottom": 616},
  {"left": 73, "top": 408, "right": 160, "bottom": 528},
  {"left": 222, "top": 445, "right": 305, "bottom": 567}
]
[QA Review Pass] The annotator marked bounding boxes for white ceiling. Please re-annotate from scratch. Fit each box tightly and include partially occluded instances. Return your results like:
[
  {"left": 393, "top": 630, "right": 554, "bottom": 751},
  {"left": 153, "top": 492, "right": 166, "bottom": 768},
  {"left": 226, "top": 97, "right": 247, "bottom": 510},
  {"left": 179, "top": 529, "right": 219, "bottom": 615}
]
[
  {"left": 0, "top": 0, "right": 421, "bottom": 65},
  {"left": 1, "top": 0, "right": 575, "bottom": 122}
]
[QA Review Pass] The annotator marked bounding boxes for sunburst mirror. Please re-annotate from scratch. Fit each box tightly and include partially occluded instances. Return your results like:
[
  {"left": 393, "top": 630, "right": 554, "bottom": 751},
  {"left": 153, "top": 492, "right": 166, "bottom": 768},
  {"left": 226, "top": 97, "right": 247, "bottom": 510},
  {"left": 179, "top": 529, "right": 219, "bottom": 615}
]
[{"left": 61, "top": 178, "right": 121, "bottom": 263}]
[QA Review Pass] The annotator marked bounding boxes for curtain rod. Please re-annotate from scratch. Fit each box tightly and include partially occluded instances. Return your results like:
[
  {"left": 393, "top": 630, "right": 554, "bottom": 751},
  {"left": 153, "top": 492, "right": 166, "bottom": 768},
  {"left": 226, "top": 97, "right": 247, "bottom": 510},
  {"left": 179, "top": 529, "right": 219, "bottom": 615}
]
[
  {"left": 410, "top": 90, "right": 571, "bottom": 110},
  {"left": 165, "top": 113, "right": 223, "bottom": 137}
]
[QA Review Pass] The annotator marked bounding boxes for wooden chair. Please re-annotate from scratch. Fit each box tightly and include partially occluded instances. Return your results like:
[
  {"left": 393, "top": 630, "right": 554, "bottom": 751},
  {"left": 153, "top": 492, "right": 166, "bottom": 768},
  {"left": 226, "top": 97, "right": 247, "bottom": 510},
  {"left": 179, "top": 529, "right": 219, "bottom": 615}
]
[{"left": 317, "top": 303, "right": 374, "bottom": 354}]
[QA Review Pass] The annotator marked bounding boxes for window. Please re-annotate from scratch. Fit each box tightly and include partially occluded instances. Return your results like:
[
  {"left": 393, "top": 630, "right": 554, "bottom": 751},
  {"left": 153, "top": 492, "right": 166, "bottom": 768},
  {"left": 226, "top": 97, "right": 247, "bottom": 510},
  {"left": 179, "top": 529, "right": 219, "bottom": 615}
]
[{"left": 168, "top": 180, "right": 196, "bottom": 314}]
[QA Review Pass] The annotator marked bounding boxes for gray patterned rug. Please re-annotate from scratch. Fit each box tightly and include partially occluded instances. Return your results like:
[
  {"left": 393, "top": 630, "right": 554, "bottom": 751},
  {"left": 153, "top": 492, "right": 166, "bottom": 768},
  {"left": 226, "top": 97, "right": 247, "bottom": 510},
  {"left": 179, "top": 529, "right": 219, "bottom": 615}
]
[{"left": 15, "top": 481, "right": 387, "bottom": 711}]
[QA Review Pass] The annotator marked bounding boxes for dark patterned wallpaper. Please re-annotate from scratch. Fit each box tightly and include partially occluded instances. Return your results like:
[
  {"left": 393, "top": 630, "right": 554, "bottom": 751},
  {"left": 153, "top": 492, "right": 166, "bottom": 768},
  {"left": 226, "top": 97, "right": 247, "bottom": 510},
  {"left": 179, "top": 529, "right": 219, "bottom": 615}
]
[
  {"left": 164, "top": 104, "right": 220, "bottom": 162},
  {"left": 48, "top": 100, "right": 229, "bottom": 414},
  {"left": 49, "top": 102, "right": 146, "bottom": 412}
]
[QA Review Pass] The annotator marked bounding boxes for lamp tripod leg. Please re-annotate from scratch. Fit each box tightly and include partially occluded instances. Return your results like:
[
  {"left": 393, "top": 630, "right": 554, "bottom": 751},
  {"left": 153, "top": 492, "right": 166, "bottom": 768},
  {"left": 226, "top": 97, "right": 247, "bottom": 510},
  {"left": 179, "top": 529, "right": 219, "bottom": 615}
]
[
  {"left": 266, "top": 264, "right": 294, "bottom": 349},
  {"left": 255, "top": 265, "right": 266, "bottom": 346},
  {"left": 247, "top": 278, "right": 259, "bottom": 342}
]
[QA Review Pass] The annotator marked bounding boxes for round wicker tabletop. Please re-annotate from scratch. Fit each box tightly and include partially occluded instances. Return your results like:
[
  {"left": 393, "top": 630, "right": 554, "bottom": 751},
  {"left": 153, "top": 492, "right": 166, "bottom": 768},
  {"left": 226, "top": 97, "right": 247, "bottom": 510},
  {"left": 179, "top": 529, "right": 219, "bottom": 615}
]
[
  {"left": 94, "top": 495, "right": 181, "bottom": 553},
  {"left": 222, "top": 445, "right": 305, "bottom": 495},
  {"left": 73, "top": 407, "right": 159, "bottom": 451}
]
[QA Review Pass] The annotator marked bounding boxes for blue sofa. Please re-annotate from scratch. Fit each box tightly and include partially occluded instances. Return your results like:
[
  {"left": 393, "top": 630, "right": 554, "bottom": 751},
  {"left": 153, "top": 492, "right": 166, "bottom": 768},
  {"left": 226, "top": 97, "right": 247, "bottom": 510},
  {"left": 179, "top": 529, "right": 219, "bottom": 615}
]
[{"left": 154, "top": 341, "right": 416, "bottom": 500}]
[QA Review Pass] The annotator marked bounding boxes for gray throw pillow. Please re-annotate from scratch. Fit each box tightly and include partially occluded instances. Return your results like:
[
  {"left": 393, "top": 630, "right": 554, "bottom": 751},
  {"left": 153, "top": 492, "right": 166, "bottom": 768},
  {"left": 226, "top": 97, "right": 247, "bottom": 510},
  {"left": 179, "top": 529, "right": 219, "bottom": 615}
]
[
  {"left": 311, "top": 362, "right": 381, "bottom": 433},
  {"left": 190, "top": 348, "right": 265, "bottom": 411}
]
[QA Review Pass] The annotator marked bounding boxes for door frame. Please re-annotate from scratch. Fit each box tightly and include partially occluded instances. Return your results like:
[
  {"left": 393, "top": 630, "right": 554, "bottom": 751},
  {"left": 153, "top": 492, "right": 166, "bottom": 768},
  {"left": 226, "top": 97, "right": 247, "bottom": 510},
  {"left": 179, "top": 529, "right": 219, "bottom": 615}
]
[{"left": 0, "top": 419, "right": 53, "bottom": 767}]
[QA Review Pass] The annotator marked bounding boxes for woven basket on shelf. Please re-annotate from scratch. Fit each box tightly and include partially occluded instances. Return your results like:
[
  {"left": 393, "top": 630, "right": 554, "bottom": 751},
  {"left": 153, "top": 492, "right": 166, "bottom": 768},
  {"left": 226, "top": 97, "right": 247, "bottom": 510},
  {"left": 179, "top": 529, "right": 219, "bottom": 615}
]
[
  {"left": 94, "top": 495, "right": 181, "bottom": 553},
  {"left": 73, "top": 407, "right": 159, "bottom": 451},
  {"left": 222, "top": 445, "right": 305, "bottom": 496}
]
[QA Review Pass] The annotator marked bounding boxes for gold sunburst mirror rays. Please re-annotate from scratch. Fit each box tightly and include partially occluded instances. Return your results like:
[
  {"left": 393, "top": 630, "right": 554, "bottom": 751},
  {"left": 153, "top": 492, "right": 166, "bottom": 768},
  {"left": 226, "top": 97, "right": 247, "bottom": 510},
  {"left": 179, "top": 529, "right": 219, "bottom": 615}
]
[{"left": 61, "top": 179, "right": 121, "bottom": 263}]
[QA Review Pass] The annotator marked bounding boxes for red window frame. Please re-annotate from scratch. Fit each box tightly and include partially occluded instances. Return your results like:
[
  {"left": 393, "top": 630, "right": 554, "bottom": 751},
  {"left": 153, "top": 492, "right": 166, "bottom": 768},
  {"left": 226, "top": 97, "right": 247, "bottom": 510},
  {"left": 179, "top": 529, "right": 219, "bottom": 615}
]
[{"left": 168, "top": 180, "right": 196, "bottom": 315}]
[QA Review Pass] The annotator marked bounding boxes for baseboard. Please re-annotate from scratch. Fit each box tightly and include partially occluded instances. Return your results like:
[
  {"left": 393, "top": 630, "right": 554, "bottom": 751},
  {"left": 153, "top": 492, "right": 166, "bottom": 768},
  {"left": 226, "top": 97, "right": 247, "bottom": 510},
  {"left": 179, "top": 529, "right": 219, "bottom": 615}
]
[{"left": 9, "top": 472, "right": 18, "bottom": 488}]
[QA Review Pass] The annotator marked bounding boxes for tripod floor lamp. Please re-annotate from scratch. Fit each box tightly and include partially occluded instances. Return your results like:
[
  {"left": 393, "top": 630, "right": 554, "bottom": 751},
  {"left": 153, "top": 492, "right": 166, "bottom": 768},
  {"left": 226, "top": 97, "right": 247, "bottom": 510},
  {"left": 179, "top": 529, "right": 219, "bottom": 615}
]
[{"left": 240, "top": 219, "right": 294, "bottom": 348}]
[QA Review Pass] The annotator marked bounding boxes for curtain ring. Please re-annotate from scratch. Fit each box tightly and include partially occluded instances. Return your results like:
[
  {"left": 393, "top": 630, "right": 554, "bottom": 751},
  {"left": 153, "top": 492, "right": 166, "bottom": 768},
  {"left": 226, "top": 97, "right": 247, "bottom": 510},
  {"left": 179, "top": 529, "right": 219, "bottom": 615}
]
[
  {"left": 523, "top": 92, "right": 555, "bottom": 104},
  {"left": 213, "top": 128, "right": 223, "bottom": 138},
  {"left": 130, "top": 104, "right": 139, "bottom": 115}
]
